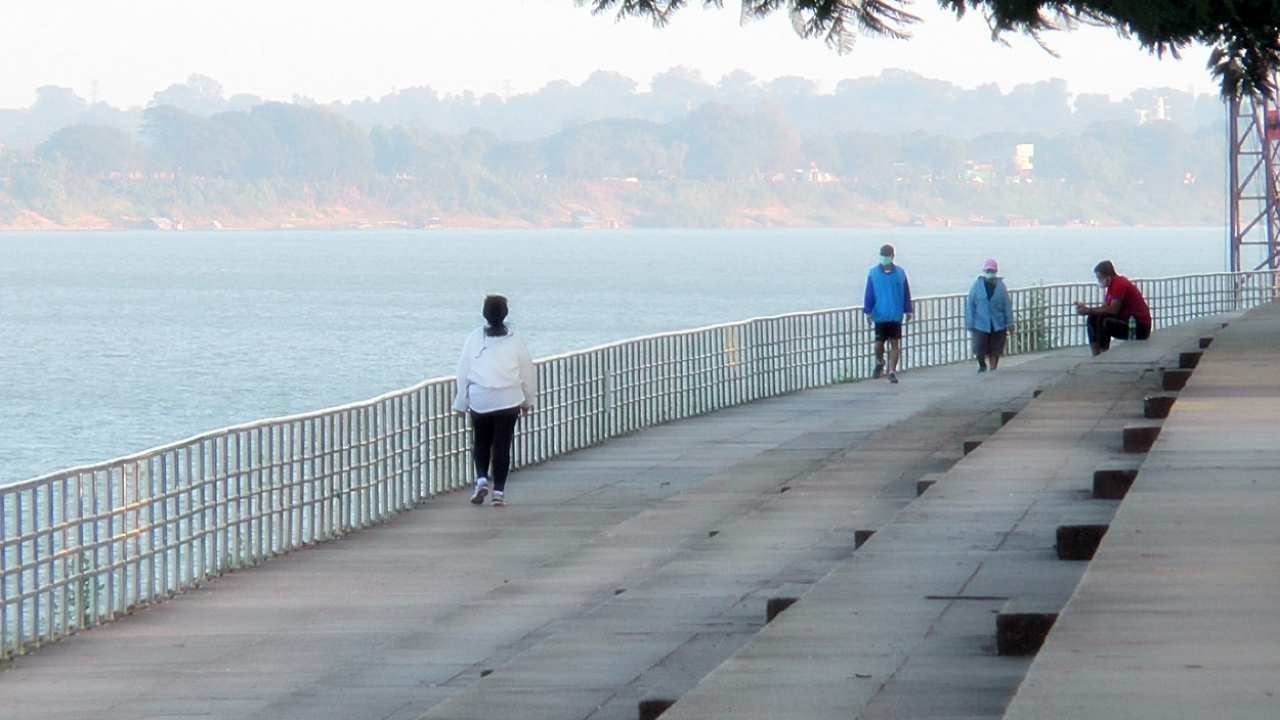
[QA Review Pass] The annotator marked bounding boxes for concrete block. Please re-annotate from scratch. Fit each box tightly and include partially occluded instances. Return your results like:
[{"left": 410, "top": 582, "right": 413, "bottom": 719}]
[
  {"left": 1199, "top": 336, "right": 1213, "bottom": 349},
  {"left": 639, "top": 698, "right": 675, "bottom": 720},
  {"left": 1092, "top": 467, "right": 1139, "bottom": 499},
  {"left": 1123, "top": 422, "right": 1162, "bottom": 453},
  {"left": 854, "top": 529, "right": 875, "bottom": 550},
  {"left": 997, "top": 602, "right": 1059, "bottom": 656},
  {"left": 1056, "top": 524, "right": 1109, "bottom": 561},
  {"left": 914, "top": 472, "right": 946, "bottom": 497},
  {"left": 1178, "top": 351, "right": 1203, "bottom": 369},
  {"left": 963, "top": 438, "right": 983, "bottom": 455},
  {"left": 766, "top": 596, "right": 798, "bottom": 623},
  {"left": 1162, "top": 368, "right": 1193, "bottom": 391},
  {"left": 1001, "top": 410, "right": 1019, "bottom": 426},
  {"left": 1143, "top": 393, "right": 1177, "bottom": 419}
]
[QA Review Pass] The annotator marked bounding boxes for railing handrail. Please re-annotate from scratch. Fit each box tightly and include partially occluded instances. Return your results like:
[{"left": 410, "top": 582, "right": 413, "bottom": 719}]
[
  {"left": 3, "top": 269, "right": 1277, "bottom": 663},
  {"left": 2, "top": 270, "right": 1268, "bottom": 492}
]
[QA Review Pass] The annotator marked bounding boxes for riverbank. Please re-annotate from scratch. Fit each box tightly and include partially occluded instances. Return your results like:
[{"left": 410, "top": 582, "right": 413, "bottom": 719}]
[
  {"left": 0, "top": 209, "right": 1184, "bottom": 232},
  {"left": 0, "top": 176, "right": 1220, "bottom": 232}
]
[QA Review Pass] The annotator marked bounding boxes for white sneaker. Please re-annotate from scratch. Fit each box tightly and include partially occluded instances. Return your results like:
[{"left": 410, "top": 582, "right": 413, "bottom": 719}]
[
  {"left": 491, "top": 491, "right": 505, "bottom": 507},
  {"left": 470, "top": 478, "right": 489, "bottom": 505}
]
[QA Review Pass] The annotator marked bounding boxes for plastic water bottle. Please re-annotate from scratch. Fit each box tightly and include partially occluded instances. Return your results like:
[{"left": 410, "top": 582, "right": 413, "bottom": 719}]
[{"left": 1128, "top": 316, "right": 1137, "bottom": 340}]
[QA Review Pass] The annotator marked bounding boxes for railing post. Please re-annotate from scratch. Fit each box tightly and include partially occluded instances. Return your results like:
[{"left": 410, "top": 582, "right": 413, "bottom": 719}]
[
  {"left": 747, "top": 326, "right": 758, "bottom": 397},
  {"left": 603, "top": 348, "right": 616, "bottom": 439}
]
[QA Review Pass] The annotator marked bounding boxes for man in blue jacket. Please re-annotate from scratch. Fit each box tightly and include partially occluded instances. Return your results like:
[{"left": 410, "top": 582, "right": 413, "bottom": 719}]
[{"left": 863, "top": 244, "right": 913, "bottom": 384}]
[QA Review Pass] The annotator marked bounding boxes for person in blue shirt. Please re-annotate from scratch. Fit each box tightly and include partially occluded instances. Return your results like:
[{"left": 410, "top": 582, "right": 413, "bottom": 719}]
[
  {"left": 965, "top": 258, "right": 1015, "bottom": 373},
  {"left": 863, "top": 244, "right": 913, "bottom": 384}
]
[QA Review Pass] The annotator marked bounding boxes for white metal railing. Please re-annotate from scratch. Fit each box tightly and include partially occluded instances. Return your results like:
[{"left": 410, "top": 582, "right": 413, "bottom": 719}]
[{"left": 2, "top": 271, "right": 1276, "bottom": 659}]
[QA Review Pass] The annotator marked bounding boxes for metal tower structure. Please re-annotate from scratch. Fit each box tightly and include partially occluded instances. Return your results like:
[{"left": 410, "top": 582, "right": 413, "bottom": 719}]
[{"left": 1227, "top": 84, "right": 1280, "bottom": 272}]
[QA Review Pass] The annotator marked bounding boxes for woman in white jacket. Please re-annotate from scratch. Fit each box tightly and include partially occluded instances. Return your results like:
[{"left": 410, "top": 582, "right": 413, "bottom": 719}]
[{"left": 452, "top": 295, "right": 537, "bottom": 506}]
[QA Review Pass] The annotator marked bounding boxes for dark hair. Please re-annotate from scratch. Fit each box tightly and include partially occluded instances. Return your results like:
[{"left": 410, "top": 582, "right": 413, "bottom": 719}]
[
  {"left": 482, "top": 295, "right": 509, "bottom": 337},
  {"left": 879, "top": 244, "right": 895, "bottom": 257},
  {"left": 1093, "top": 260, "right": 1117, "bottom": 278}
]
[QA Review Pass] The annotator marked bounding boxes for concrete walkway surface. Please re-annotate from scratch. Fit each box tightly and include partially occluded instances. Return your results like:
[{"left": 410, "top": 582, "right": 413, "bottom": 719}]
[
  {"left": 657, "top": 317, "right": 1225, "bottom": 720},
  {"left": 2, "top": 309, "right": 1254, "bottom": 720},
  {"left": 1004, "top": 302, "right": 1280, "bottom": 719},
  {"left": 1, "top": 345, "right": 1076, "bottom": 720}
]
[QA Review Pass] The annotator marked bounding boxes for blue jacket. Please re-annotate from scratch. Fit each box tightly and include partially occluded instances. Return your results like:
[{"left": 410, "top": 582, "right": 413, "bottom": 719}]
[
  {"left": 966, "top": 276, "right": 1014, "bottom": 333},
  {"left": 863, "top": 265, "right": 913, "bottom": 323}
]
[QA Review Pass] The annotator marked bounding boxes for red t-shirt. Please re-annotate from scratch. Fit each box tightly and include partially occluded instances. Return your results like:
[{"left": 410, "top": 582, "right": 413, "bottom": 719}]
[{"left": 1105, "top": 275, "right": 1151, "bottom": 326}]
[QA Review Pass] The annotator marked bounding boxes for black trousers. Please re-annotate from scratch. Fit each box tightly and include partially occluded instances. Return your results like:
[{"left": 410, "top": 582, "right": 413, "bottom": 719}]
[
  {"left": 1087, "top": 314, "right": 1151, "bottom": 351},
  {"left": 471, "top": 407, "right": 520, "bottom": 492}
]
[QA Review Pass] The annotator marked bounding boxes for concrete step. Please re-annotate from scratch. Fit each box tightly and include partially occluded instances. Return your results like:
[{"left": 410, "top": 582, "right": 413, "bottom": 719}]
[
  {"left": 1055, "top": 523, "right": 1109, "bottom": 561},
  {"left": 1092, "top": 460, "right": 1142, "bottom": 499},
  {"left": 1003, "top": 304, "right": 1280, "bottom": 719},
  {"left": 1123, "top": 421, "right": 1163, "bottom": 453},
  {"left": 997, "top": 600, "right": 1060, "bottom": 656},
  {"left": 1162, "top": 367, "right": 1193, "bottom": 390},
  {"left": 1143, "top": 392, "right": 1178, "bottom": 419},
  {"left": 655, "top": 318, "right": 1228, "bottom": 720},
  {"left": 915, "top": 472, "right": 946, "bottom": 496}
]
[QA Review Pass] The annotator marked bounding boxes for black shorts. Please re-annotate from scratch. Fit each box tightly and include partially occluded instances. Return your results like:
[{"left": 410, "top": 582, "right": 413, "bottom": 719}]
[{"left": 874, "top": 322, "right": 902, "bottom": 341}]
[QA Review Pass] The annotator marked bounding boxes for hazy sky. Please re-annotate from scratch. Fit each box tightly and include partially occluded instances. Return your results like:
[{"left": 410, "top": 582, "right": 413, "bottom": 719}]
[{"left": 0, "top": 0, "right": 1219, "bottom": 109}]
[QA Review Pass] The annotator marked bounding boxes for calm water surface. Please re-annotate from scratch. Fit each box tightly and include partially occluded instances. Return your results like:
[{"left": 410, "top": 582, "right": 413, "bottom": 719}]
[{"left": 0, "top": 227, "right": 1224, "bottom": 484}]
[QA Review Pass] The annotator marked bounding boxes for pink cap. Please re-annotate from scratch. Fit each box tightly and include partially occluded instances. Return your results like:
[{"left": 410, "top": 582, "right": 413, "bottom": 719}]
[{"left": 982, "top": 258, "right": 998, "bottom": 272}]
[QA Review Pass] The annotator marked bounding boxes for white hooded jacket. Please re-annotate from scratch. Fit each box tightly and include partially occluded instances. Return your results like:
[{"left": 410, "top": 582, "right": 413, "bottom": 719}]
[{"left": 451, "top": 327, "right": 537, "bottom": 413}]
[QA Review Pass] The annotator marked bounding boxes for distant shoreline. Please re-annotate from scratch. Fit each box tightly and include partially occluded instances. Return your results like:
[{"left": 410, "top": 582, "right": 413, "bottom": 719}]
[{"left": 0, "top": 219, "right": 1216, "bottom": 233}]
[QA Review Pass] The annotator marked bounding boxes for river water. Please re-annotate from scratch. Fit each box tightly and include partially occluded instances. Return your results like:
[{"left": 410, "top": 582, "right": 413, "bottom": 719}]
[{"left": 0, "top": 227, "right": 1223, "bottom": 484}]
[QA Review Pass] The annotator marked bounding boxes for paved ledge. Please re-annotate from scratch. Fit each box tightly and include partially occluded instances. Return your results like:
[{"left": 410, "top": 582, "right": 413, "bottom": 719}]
[
  {"left": 1004, "top": 301, "right": 1280, "bottom": 720},
  {"left": 657, "top": 317, "right": 1225, "bottom": 720}
]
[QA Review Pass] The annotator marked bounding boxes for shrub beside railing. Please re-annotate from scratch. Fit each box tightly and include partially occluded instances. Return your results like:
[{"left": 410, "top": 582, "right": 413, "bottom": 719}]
[{"left": 2, "top": 270, "right": 1276, "bottom": 660}]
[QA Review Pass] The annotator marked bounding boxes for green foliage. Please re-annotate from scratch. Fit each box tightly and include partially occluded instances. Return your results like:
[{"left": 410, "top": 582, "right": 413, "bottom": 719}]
[
  {"left": 675, "top": 104, "right": 801, "bottom": 179},
  {"left": 0, "top": 74, "right": 1226, "bottom": 228},
  {"left": 1010, "top": 285, "right": 1052, "bottom": 355},
  {"left": 53, "top": 551, "right": 102, "bottom": 629},
  {"left": 142, "top": 102, "right": 373, "bottom": 181},
  {"left": 39, "top": 125, "right": 139, "bottom": 175}
]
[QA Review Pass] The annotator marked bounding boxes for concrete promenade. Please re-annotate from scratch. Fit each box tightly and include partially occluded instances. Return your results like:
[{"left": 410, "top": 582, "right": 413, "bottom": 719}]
[
  {"left": 0, "top": 344, "right": 1080, "bottom": 720},
  {"left": 1, "top": 308, "right": 1257, "bottom": 720},
  {"left": 1004, "top": 302, "right": 1280, "bottom": 719},
  {"left": 656, "top": 316, "right": 1224, "bottom": 719}
]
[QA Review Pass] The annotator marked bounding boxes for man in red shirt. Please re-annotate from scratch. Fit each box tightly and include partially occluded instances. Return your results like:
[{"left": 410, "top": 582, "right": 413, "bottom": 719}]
[{"left": 1074, "top": 260, "right": 1152, "bottom": 356}]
